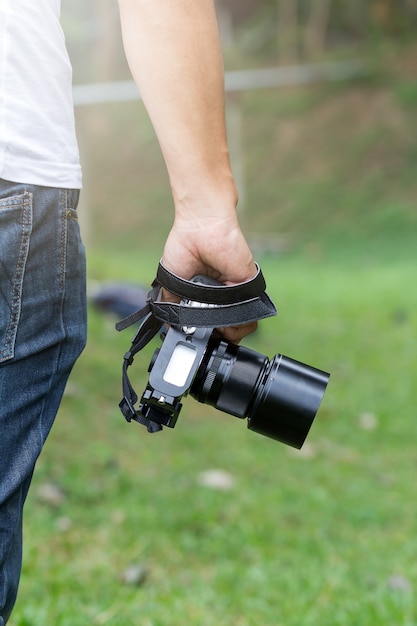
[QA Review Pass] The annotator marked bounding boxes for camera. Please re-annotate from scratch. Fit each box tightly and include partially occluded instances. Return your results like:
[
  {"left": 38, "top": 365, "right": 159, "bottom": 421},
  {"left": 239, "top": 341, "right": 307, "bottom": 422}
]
[{"left": 120, "top": 275, "right": 330, "bottom": 449}]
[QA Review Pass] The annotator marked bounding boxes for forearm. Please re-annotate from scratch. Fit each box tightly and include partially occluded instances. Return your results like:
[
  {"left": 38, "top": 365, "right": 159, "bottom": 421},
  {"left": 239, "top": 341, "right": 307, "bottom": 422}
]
[{"left": 117, "top": 0, "right": 237, "bottom": 217}]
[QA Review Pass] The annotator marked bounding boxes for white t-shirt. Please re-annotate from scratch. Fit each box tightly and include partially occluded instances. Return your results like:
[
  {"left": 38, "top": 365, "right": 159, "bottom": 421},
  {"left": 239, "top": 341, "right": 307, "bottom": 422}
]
[{"left": 0, "top": 0, "right": 82, "bottom": 188}]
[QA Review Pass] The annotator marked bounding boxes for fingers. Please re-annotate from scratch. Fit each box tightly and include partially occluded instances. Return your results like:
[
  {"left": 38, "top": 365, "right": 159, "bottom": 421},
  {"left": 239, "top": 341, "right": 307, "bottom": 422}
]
[
  {"left": 219, "top": 321, "right": 258, "bottom": 344},
  {"left": 160, "top": 218, "right": 259, "bottom": 342},
  {"left": 160, "top": 286, "right": 180, "bottom": 304}
]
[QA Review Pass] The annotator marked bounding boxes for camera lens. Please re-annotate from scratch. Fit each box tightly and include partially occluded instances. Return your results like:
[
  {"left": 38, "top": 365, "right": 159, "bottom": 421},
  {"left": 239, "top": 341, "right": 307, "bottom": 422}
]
[
  {"left": 191, "top": 338, "right": 329, "bottom": 448},
  {"left": 192, "top": 338, "right": 268, "bottom": 418},
  {"left": 247, "top": 355, "right": 329, "bottom": 448}
]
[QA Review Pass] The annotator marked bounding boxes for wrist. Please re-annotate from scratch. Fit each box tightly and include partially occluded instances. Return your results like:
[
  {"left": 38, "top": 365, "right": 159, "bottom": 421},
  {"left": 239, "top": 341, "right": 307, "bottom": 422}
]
[
  {"left": 170, "top": 160, "right": 238, "bottom": 218},
  {"left": 172, "top": 183, "right": 239, "bottom": 222}
]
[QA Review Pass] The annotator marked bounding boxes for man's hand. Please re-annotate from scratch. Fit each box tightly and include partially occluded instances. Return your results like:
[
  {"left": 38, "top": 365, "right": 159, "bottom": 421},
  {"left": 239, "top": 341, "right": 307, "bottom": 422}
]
[{"left": 162, "top": 213, "right": 258, "bottom": 343}]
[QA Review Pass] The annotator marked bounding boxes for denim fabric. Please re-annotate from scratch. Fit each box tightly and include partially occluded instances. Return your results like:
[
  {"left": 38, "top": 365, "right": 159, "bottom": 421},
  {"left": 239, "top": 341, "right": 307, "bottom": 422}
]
[{"left": 0, "top": 179, "right": 87, "bottom": 624}]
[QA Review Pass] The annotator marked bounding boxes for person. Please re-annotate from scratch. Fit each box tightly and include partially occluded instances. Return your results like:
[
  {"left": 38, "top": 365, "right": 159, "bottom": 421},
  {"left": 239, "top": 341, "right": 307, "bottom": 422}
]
[{"left": 0, "top": 0, "right": 257, "bottom": 622}]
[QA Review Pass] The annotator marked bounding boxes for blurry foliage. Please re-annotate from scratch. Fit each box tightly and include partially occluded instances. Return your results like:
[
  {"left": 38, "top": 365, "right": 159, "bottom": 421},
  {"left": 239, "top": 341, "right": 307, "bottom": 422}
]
[
  {"left": 61, "top": 0, "right": 129, "bottom": 83},
  {"left": 228, "top": 0, "right": 417, "bottom": 65},
  {"left": 61, "top": 0, "right": 417, "bottom": 84}
]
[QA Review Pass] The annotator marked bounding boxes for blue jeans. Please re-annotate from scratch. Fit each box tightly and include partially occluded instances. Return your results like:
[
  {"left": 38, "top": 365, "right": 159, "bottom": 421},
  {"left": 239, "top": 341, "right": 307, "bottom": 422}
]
[{"left": 0, "top": 180, "right": 87, "bottom": 624}]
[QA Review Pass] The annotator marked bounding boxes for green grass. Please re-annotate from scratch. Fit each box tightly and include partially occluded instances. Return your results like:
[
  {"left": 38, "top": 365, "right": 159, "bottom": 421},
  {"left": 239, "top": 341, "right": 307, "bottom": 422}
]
[{"left": 10, "top": 249, "right": 417, "bottom": 626}]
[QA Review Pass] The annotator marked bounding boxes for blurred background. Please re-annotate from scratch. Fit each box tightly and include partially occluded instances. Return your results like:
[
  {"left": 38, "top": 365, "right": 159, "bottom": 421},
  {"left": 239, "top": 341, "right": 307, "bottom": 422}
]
[
  {"left": 61, "top": 0, "right": 417, "bottom": 261},
  {"left": 11, "top": 2, "right": 417, "bottom": 625}
]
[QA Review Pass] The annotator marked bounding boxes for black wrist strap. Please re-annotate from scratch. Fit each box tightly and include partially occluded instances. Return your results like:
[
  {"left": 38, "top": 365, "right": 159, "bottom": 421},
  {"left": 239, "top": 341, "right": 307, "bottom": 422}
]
[
  {"left": 156, "top": 260, "right": 267, "bottom": 305},
  {"left": 115, "top": 260, "right": 277, "bottom": 333}
]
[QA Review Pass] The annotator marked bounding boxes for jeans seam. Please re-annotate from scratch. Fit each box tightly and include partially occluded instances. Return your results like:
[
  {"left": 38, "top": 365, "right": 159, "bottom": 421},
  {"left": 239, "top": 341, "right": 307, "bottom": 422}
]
[
  {"left": 60, "top": 189, "right": 68, "bottom": 292},
  {"left": 0, "top": 192, "right": 32, "bottom": 360}
]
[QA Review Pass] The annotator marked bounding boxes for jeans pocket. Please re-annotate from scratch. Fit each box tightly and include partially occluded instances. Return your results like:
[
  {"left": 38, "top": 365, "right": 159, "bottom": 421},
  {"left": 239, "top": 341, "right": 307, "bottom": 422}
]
[{"left": 0, "top": 192, "right": 33, "bottom": 363}]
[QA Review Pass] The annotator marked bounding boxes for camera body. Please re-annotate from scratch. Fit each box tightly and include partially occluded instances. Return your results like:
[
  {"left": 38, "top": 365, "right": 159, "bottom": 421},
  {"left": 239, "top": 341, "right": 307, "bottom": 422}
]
[
  {"left": 135, "top": 311, "right": 329, "bottom": 450},
  {"left": 139, "top": 322, "right": 212, "bottom": 431}
]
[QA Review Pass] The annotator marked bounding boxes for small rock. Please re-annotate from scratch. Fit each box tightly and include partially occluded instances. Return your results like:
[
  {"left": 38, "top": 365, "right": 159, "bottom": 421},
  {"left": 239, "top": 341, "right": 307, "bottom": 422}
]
[
  {"left": 198, "top": 469, "right": 235, "bottom": 491},
  {"left": 387, "top": 575, "right": 412, "bottom": 593},
  {"left": 120, "top": 564, "right": 149, "bottom": 587},
  {"left": 37, "top": 482, "right": 66, "bottom": 507},
  {"left": 358, "top": 412, "right": 378, "bottom": 431},
  {"left": 56, "top": 516, "right": 73, "bottom": 532}
]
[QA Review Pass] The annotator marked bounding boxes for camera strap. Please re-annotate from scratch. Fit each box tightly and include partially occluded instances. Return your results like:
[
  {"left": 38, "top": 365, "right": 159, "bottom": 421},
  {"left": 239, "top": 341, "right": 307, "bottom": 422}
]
[{"left": 115, "top": 260, "right": 277, "bottom": 333}]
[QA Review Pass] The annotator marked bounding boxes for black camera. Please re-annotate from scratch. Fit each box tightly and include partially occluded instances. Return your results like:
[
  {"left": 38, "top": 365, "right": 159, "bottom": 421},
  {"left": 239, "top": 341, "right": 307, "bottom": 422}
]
[{"left": 118, "top": 269, "right": 330, "bottom": 449}]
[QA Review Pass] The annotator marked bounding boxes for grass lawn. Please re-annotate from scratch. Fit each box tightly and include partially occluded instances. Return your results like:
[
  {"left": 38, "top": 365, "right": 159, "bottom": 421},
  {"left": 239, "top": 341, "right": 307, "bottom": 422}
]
[{"left": 10, "top": 247, "right": 417, "bottom": 625}]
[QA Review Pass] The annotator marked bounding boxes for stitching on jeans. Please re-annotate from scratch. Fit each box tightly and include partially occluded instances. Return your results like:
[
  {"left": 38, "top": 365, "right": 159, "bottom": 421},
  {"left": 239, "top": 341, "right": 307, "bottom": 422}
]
[
  {"left": 0, "top": 192, "right": 33, "bottom": 360},
  {"left": 60, "top": 190, "right": 68, "bottom": 291}
]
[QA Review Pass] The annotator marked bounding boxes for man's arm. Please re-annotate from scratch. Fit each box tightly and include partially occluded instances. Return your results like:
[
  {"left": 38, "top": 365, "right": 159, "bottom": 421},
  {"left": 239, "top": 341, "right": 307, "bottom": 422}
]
[{"left": 117, "top": 0, "right": 257, "bottom": 341}]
